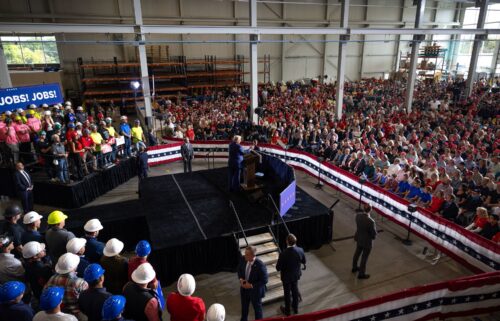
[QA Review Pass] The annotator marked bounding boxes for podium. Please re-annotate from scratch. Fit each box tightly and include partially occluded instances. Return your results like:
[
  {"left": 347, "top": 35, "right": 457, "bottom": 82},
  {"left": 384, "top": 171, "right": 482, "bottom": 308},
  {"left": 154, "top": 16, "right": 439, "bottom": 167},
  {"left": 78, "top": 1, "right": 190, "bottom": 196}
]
[{"left": 241, "top": 152, "right": 260, "bottom": 191}]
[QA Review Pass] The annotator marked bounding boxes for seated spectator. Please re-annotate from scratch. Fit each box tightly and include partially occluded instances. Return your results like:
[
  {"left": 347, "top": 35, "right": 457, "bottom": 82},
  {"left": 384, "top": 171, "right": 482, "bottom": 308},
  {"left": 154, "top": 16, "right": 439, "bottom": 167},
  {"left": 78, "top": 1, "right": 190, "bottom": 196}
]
[
  {"left": 395, "top": 174, "right": 411, "bottom": 197},
  {"left": 79, "top": 264, "right": 112, "bottom": 321},
  {"left": 34, "top": 286, "right": 78, "bottom": 321},
  {"left": 427, "top": 190, "right": 444, "bottom": 213},
  {"left": 363, "top": 157, "right": 376, "bottom": 180},
  {"left": 44, "top": 253, "right": 89, "bottom": 319},
  {"left": 123, "top": 263, "right": 162, "bottom": 321},
  {"left": 465, "top": 207, "right": 489, "bottom": 233},
  {"left": 83, "top": 219, "right": 105, "bottom": 264},
  {"left": 478, "top": 214, "right": 500, "bottom": 240},
  {"left": 485, "top": 182, "right": 500, "bottom": 209},
  {"left": 457, "top": 188, "right": 484, "bottom": 226},
  {"left": 66, "top": 238, "right": 90, "bottom": 278},
  {"left": 405, "top": 179, "right": 422, "bottom": 203},
  {"left": 100, "top": 238, "right": 128, "bottom": 295},
  {"left": 21, "top": 211, "right": 44, "bottom": 245},
  {"left": 418, "top": 186, "right": 433, "bottom": 208},
  {"left": 167, "top": 274, "right": 206, "bottom": 321},
  {"left": 439, "top": 194, "right": 459, "bottom": 222},
  {"left": 0, "top": 281, "right": 34, "bottom": 321},
  {"left": 22, "top": 241, "right": 53, "bottom": 301}
]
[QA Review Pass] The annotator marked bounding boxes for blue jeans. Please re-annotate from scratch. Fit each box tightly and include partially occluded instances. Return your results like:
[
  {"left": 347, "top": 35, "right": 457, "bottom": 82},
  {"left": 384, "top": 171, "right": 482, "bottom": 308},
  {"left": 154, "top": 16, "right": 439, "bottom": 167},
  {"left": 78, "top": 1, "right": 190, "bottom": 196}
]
[
  {"left": 124, "top": 137, "right": 131, "bottom": 156},
  {"left": 57, "top": 158, "right": 69, "bottom": 183}
]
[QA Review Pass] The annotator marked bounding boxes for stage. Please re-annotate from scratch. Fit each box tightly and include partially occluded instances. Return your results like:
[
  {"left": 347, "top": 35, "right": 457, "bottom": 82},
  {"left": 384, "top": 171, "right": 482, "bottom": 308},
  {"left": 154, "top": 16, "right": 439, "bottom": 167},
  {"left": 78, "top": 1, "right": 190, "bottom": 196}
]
[{"left": 67, "top": 167, "right": 332, "bottom": 284}]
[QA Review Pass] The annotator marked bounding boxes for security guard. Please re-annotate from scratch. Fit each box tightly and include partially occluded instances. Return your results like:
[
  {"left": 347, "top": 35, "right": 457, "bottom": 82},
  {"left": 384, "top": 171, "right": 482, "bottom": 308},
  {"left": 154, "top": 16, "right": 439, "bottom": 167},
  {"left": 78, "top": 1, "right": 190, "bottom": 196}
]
[
  {"left": 2, "top": 204, "right": 25, "bottom": 257},
  {"left": 22, "top": 241, "right": 53, "bottom": 300},
  {"left": 0, "top": 281, "right": 34, "bottom": 321},
  {"left": 45, "top": 210, "right": 75, "bottom": 263},
  {"left": 102, "top": 295, "right": 134, "bottom": 321},
  {"left": 79, "top": 264, "right": 112, "bottom": 321},
  {"left": 83, "top": 219, "right": 105, "bottom": 263},
  {"left": 21, "top": 211, "right": 44, "bottom": 245}
]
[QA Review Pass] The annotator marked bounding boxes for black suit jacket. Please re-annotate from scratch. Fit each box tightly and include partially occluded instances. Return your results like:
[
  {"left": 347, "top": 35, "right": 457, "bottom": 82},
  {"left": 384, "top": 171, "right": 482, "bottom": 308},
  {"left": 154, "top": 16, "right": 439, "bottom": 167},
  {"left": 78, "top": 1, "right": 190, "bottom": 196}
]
[
  {"left": 238, "top": 258, "right": 268, "bottom": 298},
  {"left": 181, "top": 143, "right": 194, "bottom": 160},
  {"left": 354, "top": 213, "right": 377, "bottom": 248},
  {"left": 14, "top": 170, "right": 32, "bottom": 193},
  {"left": 276, "top": 246, "right": 306, "bottom": 283}
]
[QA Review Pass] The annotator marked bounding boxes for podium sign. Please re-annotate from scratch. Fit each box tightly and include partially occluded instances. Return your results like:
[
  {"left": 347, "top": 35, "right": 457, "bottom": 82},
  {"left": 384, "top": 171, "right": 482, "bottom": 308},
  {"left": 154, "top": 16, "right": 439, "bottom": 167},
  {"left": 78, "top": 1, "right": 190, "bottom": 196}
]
[{"left": 280, "top": 181, "right": 296, "bottom": 217}]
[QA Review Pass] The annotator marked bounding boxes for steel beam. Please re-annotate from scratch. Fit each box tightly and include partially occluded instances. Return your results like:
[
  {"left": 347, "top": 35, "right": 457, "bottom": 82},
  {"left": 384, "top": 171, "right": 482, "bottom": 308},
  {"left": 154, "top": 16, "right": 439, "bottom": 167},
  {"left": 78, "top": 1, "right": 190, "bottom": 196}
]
[
  {"left": 405, "top": 0, "right": 426, "bottom": 114},
  {"left": 281, "top": 2, "right": 286, "bottom": 81},
  {"left": 0, "top": 44, "right": 12, "bottom": 88},
  {"left": 133, "top": 0, "right": 153, "bottom": 128},
  {"left": 1, "top": 22, "right": 499, "bottom": 36},
  {"left": 249, "top": 0, "right": 258, "bottom": 123},
  {"left": 465, "top": 0, "right": 489, "bottom": 97},
  {"left": 336, "top": 0, "right": 349, "bottom": 120}
]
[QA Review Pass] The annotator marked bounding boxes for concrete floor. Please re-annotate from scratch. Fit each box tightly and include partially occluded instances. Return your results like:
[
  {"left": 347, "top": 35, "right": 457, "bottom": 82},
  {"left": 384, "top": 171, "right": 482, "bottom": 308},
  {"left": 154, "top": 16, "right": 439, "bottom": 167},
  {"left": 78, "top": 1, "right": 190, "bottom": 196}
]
[{"left": 2, "top": 159, "right": 497, "bottom": 321}]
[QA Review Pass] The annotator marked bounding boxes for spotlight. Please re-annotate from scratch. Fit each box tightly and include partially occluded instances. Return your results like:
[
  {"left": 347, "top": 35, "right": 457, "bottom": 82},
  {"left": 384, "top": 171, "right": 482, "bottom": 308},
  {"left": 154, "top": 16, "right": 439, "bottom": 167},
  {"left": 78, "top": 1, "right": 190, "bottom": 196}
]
[{"left": 130, "top": 81, "right": 140, "bottom": 90}]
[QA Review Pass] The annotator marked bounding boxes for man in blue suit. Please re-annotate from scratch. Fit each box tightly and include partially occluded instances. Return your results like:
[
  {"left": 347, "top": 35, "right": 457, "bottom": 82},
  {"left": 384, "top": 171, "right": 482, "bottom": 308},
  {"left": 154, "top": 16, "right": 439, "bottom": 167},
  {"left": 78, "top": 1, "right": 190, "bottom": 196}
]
[
  {"left": 238, "top": 246, "right": 268, "bottom": 321},
  {"left": 228, "top": 135, "right": 250, "bottom": 192},
  {"left": 276, "top": 234, "right": 306, "bottom": 316}
]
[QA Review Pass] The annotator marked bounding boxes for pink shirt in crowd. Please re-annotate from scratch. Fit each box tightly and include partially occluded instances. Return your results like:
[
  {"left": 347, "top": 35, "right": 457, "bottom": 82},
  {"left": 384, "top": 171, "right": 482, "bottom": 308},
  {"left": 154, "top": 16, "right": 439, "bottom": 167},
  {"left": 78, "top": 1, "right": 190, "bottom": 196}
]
[
  {"left": 5, "top": 125, "right": 18, "bottom": 145},
  {"left": 15, "top": 123, "right": 31, "bottom": 143},
  {"left": 0, "top": 122, "right": 6, "bottom": 143},
  {"left": 27, "top": 117, "right": 42, "bottom": 132}
]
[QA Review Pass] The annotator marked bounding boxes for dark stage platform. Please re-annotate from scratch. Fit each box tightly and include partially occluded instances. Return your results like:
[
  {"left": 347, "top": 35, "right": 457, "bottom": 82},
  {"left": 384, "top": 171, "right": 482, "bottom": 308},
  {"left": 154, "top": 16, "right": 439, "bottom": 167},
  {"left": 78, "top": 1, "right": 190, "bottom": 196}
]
[{"left": 67, "top": 167, "right": 332, "bottom": 283}]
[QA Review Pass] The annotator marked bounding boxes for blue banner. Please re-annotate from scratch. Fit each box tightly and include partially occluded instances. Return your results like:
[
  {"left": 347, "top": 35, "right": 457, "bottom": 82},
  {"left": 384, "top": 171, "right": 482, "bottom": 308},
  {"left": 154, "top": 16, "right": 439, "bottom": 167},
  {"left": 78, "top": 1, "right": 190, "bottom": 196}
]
[
  {"left": 0, "top": 83, "right": 63, "bottom": 113},
  {"left": 280, "top": 180, "right": 296, "bottom": 217}
]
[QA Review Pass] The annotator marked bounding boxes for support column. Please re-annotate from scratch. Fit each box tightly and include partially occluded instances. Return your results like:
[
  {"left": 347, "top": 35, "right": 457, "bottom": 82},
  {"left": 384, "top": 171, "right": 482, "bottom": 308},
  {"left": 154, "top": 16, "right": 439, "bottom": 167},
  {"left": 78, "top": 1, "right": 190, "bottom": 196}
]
[
  {"left": 0, "top": 44, "right": 12, "bottom": 88},
  {"left": 465, "top": 0, "right": 489, "bottom": 96},
  {"left": 405, "top": 0, "right": 426, "bottom": 114},
  {"left": 335, "top": 0, "right": 349, "bottom": 120},
  {"left": 133, "top": 0, "right": 153, "bottom": 128},
  {"left": 281, "top": 2, "right": 286, "bottom": 81},
  {"left": 490, "top": 40, "right": 500, "bottom": 78},
  {"left": 249, "top": 0, "right": 258, "bottom": 123}
]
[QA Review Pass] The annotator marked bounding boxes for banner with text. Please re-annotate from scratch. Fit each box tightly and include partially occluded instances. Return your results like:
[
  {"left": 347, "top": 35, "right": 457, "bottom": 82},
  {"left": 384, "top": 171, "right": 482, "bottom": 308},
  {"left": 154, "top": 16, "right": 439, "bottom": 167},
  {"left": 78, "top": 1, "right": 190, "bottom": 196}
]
[{"left": 0, "top": 83, "right": 63, "bottom": 112}]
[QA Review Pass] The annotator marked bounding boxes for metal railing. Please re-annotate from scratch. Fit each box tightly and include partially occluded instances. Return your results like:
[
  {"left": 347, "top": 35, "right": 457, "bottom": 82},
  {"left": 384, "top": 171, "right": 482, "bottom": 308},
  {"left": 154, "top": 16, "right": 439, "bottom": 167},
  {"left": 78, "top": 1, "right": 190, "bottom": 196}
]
[{"left": 230, "top": 200, "right": 248, "bottom": 247}]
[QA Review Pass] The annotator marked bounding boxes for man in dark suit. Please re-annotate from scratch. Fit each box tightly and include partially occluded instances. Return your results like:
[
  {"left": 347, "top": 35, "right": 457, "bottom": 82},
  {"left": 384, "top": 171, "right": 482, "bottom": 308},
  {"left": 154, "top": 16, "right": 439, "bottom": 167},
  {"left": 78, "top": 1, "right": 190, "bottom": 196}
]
[
  {"left": 238, "top": 246, "right": 268, "bottom": 321},
  {"left": 276, "top": 234, "right": 306, "bottom": 316},
  {"left": 352, "top": 204, "right": 377, "bottom": 279},
  {"left": 228, "top": 135, "right": 249, "bottom": 192},
  {"left": 181, "top": 137, "right": 194, "bottom": 173},
  {"left": 136, "top": 146, "right": 149, "bottom": 196},
  {"left": 13, "top": 162, "right": 33, "bottom": 212}
]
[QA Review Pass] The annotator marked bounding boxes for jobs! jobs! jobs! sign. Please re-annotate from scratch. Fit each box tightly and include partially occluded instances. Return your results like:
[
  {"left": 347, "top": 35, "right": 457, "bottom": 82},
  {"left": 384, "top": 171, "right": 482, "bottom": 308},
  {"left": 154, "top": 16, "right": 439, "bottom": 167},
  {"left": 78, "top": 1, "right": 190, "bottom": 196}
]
[{"left": 0, "top": 83, "right": 63, "bottom": 113}]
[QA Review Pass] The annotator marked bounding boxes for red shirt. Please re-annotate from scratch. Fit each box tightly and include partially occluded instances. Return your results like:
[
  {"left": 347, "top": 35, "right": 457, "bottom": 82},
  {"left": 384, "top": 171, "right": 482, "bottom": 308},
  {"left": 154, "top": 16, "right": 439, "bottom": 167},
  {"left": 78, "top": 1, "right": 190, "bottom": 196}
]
[
  {"left": 473, "top": 217, "right": 488, "bottom": 229},
  {"left": 79, "top": 135, "right": 94, "bottom": 149},
  {"left": 166, "top": 292, "right": 205, "bottom": 321},
  {"left": 492, "top": 232, "right": 500, "bottom": 243},
  {"left": 128, "top": 256, "right": 148, "bottom": 280},
  {"left": 66, "top": 129, "right": 77, "bottom": 143}
]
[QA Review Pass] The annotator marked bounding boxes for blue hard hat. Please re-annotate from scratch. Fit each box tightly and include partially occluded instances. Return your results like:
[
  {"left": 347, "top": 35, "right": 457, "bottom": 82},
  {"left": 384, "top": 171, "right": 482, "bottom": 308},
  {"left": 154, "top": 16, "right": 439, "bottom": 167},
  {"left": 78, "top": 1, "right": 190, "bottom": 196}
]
[
  {"left": 135, "top": 240, "right": 151, "bottom": 257},
  {"left": 40, "top": 286, "right": 65, "bottom": 311},
  {"left": 67, "top": 122, "right": 75, "bottom": 128},
  {"left": 102, "top": 295, "right": 126, "bottom": 320},
  {"left": 0, "top": 281, "right": 25, "bottom": 303},
  {"left": 84, "top": 263, "right": 106, "bottom": 283}
]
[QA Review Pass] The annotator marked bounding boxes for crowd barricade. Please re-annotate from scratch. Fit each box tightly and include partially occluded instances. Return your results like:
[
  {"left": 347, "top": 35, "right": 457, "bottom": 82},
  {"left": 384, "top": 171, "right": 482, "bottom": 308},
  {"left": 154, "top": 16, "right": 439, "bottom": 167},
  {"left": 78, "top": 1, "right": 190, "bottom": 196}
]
[
  {"left": 148, "top": 139, "right": 500, "bottom": 274},
  {"left": 264, "top": 271, "right": 500, "bottom": 321}
]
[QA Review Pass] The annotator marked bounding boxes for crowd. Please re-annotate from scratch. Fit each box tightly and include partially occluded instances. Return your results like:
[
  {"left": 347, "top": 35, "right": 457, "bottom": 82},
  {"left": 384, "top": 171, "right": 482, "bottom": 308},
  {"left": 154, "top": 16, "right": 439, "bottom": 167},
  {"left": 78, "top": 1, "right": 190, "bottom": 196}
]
[
  {"left": 156, "top": 78, "right": 500, "bottom": 243},
  {"left": 0, "top": 204, "right": 226, "bottom": 321},
  {"left": 0, "top": 102, "right": 154, "bottom": 184}
]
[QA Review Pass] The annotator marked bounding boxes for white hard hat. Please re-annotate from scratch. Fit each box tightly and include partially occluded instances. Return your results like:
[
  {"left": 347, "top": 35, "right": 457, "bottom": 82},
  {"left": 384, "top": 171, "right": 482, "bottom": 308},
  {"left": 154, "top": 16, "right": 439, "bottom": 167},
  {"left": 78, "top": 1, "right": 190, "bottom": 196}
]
[
  {"left": 23, "top": 211, "right": 43, "bottom": 225},
  {"left": 55, "top": 252, "right": 80, "bottom": 274},
  {"left": 65, "top": 106, "right": 72, "bottom": 110},
  {"left": 76, "top": 106, "right": 83, "bottom": 111},
  {"left": 66, "top": 237, "right": 87, "bottom": 254},
  {"left": 131, "top": 262, "right": 156, "bottom": 284},
  {"left": 177, "top": 273, "right": 196, "bottom": 296},
  {"left": 17, "top": 108, "right": 24, "bottom": 113},
  {"left": 120, "top": 116, "right": 127, "bottom": 120},
  {"left": 65, "top": 101, "right": 72, "bottom": 106},
  {"left": 76, "top": 122, "right": 82, "bottom": 127},
  {"left": 84, "top": 219, "right": 103, "bottom": 233},
  {"left": 44, "top": 111, "right": 52, "bottom": 116},
  {"left": 53, "top": 105, "right": 60, "bottom": 110},
  {"left": 5, "top": 111, "right": 12, "bottom": 116},
  {"left": 29, "top": 104, "right": 37, "bottom": 109},
  {"left": 41, "top": 104, "right": 49, "bottom": 108},
  {"left": 22, "top": 241, "right": 46, "bottom": 259},
  {"left": 207, "top": 304, "right": 226, "bottom": 321},
  {"left": 103, "top": 238, "right": 124, "bottom": 257}
]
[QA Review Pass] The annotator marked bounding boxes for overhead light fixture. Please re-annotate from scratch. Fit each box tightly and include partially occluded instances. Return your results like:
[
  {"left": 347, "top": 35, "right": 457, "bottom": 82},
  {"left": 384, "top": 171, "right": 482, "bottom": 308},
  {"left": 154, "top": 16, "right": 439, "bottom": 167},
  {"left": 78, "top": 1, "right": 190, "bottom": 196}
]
[{"left": 130, "top": 81, "right": 140, "bottom": 90}]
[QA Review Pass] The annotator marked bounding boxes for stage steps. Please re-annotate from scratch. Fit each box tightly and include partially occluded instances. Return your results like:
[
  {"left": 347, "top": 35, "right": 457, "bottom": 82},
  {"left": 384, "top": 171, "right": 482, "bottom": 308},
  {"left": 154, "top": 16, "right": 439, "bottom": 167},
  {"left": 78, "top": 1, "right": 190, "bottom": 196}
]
[{"left": 238, "top": 231, "right": 284, "bottom": 305}]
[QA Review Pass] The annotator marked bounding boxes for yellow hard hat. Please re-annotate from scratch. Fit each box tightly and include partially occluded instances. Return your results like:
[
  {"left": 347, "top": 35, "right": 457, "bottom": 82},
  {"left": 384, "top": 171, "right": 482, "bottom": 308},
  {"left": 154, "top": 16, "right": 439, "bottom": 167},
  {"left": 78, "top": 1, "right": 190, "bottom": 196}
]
[{"left": 47, "top": 210, "right": 68, "bottom": 225}]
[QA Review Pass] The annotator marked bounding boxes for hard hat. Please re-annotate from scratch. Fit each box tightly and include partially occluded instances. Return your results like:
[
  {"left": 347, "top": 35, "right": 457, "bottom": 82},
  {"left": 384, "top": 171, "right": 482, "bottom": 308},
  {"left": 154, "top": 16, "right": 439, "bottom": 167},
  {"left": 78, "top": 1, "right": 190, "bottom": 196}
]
[
  {"left": 65, "top": 106, "right": 72, "bottom": 110},
  {"left": 23, "top": 211, "right": 43, "bottom": 224},
  {"left": 5, "top": 110, "right": 12, "bottom": 116},
  {"left": 53, "top": 105, "right": 60, "bottom": 110},
  {"left": 4, "top": 204, "right": 22, "bottom": 218},
  {"left": 44, "top": 110, "right": 52, "bottom": 116},
  {"left": 65, "top": 101, "right": 72, "bottom": 106},
  {"left": 103, "top": 238, "right": 124, "bottom": 257},
  {"left": 48, "top": 210, "right": 68, "bottom": 225},
  {"left": 83, "top": 263, "right": 105, "bottom": 283},
  {"left": 134, "top": 119, "right": 140, "bottom": 123},
  {"left": 40, "top": 286, "right": 65, "bottom": 311},
  {"left": 67, "top": 122, "right": 75, "bottom": 128},
  {"left": 0, "top": 234, "right": 12, "bottom": 250},
  {"left": 17, "top": 108, "right": 24, "bottom": 113},
  {"left": 135, "top": 240, "right": 151, "bottom": 257},
  {"left": 22, "top": 241, "right": 46, "bottom": 259},
  {"left": 41, "top": 103, "right": 49, "bottom": 108},
  {"left": 84, "top": 218, "right": 104, "bottom": 233},
  {"left": 29, "top": 104, "right": 37, "bottom": 109},
  {"left": 102, "top": 295, "right": 126, "bottom": 320},
  {"left": 55, "top": 252, "right": 80, "bottom": 274},
  {"left": 28, "top": 110, "right": 35, "bottom": 115},
  {"left": 131, "top": 263, "right": 156, "bottom": 284},
  {"left": 177, "top": 273, "right": 196, "bottom": 296},
  {"left": 14, "top": 116, "right": 21, "bottom": 121},
  {"left": 207, "top": 304, "right": 226, "bottom": 321},
  {"left": 120, "top": 116, "right": 127, "bottom": 120},
  {"left": 40, "top": 131, "right": 47, "bottom": 136},
  {"left": 76, "top": 106, "right": 83, "bottom": 111},
  {"left": 0, "top": 281, "right": 26, "bottom": 304},
  {"left": 54, "top": 122, "right": 62, "bottom": 130},
  {"left": 105, "top": 117, "right": 112, "bottom": 124},
  {"left": 66, "top": 238, "right": 86, "bottom": 254},
  {"left": 76, "top": 122, "right": 83, "bottom": 127}
]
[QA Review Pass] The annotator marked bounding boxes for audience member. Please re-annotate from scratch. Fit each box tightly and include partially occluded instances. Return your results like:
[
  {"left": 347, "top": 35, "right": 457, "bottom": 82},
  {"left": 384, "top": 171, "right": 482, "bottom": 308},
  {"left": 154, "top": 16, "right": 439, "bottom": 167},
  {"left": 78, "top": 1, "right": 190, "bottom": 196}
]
[
  {"left": 167, "top": 273, "right": 206, "bottom": 321},
  {"left": 100, "top": 238, "right": 128, "bottom": 295}
]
